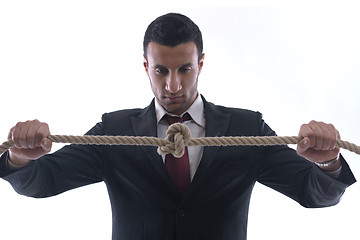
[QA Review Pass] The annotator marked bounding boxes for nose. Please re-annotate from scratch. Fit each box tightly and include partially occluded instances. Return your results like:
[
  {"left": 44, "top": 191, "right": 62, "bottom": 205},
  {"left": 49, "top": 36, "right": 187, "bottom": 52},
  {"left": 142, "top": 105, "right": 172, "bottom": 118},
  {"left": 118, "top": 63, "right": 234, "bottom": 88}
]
[{"left": 165, "top": 72, "right": 182, "bottom": 93}]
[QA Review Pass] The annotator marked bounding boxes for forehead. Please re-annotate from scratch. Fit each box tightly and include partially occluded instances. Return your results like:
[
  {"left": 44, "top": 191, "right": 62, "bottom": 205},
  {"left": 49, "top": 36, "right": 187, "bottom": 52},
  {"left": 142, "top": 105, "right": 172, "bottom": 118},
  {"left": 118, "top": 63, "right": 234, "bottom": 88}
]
[{"left": 146, "top": 42, "right": 198, "bottom": 67}]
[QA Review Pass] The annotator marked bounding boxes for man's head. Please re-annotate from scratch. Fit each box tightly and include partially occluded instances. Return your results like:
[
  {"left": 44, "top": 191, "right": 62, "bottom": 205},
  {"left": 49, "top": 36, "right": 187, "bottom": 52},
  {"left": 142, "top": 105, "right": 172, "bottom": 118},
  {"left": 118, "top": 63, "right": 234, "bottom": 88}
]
[
  {"left": 143, "top": 13, "right": 205, "bottom": 115},
  {"left": 143, "top": 13, "right": 203, "bottom": 63}
]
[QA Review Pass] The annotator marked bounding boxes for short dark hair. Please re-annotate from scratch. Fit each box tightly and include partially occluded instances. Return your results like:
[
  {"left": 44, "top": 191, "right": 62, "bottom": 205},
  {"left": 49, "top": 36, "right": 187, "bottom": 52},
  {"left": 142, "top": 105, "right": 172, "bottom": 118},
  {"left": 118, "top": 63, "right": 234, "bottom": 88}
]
[{"left": 143, "top": 13, "right": 203, "bottom": 62}]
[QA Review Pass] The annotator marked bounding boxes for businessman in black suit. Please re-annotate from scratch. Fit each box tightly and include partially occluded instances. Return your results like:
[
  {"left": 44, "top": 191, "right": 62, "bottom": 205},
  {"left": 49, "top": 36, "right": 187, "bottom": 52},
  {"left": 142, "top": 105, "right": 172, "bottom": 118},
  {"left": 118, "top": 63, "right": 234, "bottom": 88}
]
[{"left": 0, "top": 13, "right": 356, "bottom": 240}]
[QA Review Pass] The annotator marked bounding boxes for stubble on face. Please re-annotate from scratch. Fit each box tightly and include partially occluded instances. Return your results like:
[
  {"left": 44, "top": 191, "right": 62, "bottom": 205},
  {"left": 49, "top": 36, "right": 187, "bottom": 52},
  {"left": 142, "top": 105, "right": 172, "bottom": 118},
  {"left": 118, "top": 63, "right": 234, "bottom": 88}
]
[
  {"left": 145, "top": 42, "right": 204, "bottom": 115},
  {"left": 155, "top": 77, "right": 199, "bottom": 115}
]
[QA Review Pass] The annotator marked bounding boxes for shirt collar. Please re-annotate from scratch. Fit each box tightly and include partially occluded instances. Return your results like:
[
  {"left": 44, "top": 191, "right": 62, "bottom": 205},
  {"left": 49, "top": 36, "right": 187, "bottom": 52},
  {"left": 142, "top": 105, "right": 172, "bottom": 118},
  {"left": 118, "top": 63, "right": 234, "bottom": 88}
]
[{"left": 154, "top": 92, "right": 205, "bottom": 127}]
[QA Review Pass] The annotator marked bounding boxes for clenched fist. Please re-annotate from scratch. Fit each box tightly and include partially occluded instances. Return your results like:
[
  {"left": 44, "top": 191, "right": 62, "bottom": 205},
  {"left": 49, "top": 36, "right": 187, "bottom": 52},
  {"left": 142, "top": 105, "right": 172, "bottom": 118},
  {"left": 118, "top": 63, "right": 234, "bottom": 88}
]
[
  {"left": 8, "top": 119, "right": 52, "bottom": 166},
  {"left": 297, "top": 120, "right": 341, "bottom": 171}
]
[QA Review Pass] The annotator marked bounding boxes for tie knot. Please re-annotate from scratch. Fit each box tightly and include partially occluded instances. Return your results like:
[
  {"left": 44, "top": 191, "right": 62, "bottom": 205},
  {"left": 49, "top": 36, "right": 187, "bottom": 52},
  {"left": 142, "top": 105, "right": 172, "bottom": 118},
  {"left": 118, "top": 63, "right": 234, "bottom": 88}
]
[{"left": 165, "top": 113, "right": 192, "bottom": 125}]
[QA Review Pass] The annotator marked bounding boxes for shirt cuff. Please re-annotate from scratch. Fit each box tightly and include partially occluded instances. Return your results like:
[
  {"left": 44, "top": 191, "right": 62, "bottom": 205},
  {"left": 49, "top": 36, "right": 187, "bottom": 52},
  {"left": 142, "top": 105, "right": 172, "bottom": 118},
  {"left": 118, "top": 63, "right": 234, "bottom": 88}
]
[
  {"left": 6, "top": 152, "right": 29, "bottom": 169},
  {"left": 324, "top": 165, "right": 342, "bottom": 178}
]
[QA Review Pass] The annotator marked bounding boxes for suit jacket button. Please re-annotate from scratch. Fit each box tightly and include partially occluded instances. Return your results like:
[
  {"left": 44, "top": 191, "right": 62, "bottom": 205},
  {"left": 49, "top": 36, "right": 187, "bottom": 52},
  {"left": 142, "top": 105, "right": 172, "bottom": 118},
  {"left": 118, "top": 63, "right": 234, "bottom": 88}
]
[{"left": 178, "top": 209, "right": 185, "bottom": 217}]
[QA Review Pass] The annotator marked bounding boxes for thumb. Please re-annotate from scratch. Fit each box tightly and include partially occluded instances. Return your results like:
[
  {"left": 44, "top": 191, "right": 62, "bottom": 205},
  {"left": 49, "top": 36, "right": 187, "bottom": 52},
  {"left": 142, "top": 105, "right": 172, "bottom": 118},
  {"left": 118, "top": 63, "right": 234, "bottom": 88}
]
[
  {"left": 297, "top": 136, "right": 311, "bottom": 155},
  {"left": 41, "top": 138, "right": 52, "bottom": 153}
]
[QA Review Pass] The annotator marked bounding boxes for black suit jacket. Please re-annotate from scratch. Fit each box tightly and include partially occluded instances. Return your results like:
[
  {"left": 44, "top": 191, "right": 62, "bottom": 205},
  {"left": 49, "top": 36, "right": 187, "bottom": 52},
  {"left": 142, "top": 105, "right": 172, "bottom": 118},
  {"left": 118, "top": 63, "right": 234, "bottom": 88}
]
[{"left": 0, "top": 96, "right": 356, "bottom": 240}]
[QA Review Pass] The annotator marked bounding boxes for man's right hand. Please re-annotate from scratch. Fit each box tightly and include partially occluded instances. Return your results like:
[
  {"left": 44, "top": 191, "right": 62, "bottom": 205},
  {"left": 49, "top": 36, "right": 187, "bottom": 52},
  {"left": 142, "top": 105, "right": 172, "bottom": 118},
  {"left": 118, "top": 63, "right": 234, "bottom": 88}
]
[{"left": 8, "top": 120, "right": 52, "bottom": 166}]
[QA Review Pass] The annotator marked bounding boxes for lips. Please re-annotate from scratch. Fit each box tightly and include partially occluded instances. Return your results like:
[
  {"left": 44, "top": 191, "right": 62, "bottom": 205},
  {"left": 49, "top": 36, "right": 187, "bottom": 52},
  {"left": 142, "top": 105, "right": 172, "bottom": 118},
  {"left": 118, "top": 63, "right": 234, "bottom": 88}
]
[{"left": 164, "top": 95, "right": 183, "bottom": 101}]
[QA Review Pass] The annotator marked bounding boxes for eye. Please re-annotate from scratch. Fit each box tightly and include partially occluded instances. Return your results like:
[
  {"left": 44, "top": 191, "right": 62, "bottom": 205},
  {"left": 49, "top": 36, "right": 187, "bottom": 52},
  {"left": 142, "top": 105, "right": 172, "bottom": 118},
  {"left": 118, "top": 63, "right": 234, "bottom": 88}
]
[
  {"left": 179, "top": 67, "right": 191, "bottom": 73},
  {"left": 155, "top": 68, "right": 168, "bottom": 74}
]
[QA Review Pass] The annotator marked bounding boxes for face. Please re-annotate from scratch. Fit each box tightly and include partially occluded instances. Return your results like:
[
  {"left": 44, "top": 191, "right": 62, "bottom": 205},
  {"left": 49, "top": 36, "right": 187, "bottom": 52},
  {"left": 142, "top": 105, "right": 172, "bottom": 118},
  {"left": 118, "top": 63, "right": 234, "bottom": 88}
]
[{"left": 144, "top": 42, "right": 205, "bottom": 115}]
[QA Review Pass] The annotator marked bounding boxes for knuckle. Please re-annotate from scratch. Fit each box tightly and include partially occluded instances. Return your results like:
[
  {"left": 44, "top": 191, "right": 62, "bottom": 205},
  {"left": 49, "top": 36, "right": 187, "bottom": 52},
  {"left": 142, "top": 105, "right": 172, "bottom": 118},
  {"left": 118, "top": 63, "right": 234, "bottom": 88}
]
[
  {"left": 336, "top": 130, "right": 341, "bottom": 139},
  {"left": 299, "top": 124, "right": 308, "bottom": 134},
  {"left": 39, "top": 123, "right": 50, "bottom": 134},
  {"left": 42, "top": 122, "right": 49, "bottom": 129},
  {"left": 15, "top": 121, "right": 23, "bottom": 128}
]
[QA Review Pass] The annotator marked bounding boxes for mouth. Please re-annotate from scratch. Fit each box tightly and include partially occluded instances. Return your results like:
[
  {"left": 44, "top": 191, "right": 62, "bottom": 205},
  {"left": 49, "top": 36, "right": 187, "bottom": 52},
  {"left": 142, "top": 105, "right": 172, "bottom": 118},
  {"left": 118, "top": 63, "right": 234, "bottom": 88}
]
[{"left": 164, "top": 95, "right": 183, "bottom": 101}]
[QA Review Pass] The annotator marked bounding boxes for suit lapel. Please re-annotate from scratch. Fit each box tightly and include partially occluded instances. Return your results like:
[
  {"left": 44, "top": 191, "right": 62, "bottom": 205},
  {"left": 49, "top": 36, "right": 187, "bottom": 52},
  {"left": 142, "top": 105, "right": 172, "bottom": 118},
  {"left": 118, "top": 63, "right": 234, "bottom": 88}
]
[
  {"left": 130, "top": 100, "right": 175, "bottom": 190},
  {"left": 190, "top": 96, "right": 231, "bottom": 187}
]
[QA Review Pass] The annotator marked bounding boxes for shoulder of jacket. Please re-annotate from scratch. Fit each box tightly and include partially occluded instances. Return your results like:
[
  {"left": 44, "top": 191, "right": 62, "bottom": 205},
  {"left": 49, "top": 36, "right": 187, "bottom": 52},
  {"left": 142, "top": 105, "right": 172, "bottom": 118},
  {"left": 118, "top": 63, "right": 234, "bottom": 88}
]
[
  {"left": 207, "top": 100, "right": 262, "bottom": 119},
  {"left": 102, "top": 108, "right": 143, "bottom": 120}
]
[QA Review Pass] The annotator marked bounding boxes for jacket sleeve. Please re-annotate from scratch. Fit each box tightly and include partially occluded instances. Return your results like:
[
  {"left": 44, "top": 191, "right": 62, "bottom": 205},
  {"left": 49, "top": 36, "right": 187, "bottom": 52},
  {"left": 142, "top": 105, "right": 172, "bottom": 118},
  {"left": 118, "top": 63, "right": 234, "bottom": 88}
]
[
  {"left": 0, "top": 122, "right": 105, "bottom": 198},
  {"left": 256, "top": 115, "right": 356, "bottom": 208}
]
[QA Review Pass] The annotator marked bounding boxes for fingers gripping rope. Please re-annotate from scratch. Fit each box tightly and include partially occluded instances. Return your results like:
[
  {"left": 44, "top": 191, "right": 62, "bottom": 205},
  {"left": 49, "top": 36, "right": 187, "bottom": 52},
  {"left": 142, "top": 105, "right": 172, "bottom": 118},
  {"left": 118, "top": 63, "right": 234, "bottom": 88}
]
[{"left": 1, "top": 123, "right": 360, "bottom": 157}]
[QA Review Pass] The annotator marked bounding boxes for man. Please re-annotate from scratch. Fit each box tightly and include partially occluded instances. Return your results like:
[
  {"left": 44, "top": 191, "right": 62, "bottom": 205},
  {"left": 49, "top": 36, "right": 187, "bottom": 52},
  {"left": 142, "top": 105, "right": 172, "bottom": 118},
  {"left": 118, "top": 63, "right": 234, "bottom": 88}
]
[{"left": 0, "top": 13, "right": 356, "bottom": 240}]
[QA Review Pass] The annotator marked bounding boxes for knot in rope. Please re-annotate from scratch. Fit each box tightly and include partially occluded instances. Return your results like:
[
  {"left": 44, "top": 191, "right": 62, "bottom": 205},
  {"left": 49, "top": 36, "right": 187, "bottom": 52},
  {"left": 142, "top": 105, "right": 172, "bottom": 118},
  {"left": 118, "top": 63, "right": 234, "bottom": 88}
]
[{"left": 157, "top": 123, "right": 191, "bottom": 157}]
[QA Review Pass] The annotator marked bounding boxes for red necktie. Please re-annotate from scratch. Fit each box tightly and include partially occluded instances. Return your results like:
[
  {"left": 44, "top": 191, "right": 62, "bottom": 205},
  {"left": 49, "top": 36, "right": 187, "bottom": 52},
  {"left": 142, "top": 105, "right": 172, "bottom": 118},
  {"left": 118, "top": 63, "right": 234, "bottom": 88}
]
[{"left": 165, "top": 113, "right": 192, "bottom": 195}]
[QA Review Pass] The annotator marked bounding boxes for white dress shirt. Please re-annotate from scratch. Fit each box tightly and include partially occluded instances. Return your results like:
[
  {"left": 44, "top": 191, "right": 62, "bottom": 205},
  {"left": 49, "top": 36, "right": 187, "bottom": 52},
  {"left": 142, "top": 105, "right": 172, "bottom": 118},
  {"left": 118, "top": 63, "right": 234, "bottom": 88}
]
[{"left": 155, "top": 93, "right": 205, "bottom": 180}]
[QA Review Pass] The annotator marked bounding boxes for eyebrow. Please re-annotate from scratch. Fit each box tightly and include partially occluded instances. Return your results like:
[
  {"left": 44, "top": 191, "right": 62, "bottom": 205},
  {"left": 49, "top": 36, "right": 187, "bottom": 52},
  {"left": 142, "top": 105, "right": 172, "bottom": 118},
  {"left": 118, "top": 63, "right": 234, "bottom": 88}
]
[
  {"left": 151, "top": 62, "right": 194, "bottom": 69},
  {"left": 151, "top": 64, "right": 167, "bottom": 69},
  {"left": 180, "top": 63, "right": 194, "bottom": 68}
]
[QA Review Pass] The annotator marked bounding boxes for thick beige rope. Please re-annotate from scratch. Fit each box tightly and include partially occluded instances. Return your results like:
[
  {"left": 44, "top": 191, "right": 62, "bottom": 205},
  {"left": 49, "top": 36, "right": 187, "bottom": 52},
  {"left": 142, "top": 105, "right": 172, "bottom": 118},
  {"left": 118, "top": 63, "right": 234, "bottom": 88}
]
[{"left": 1, "top": 123, "right": 359, "bottom": 157}]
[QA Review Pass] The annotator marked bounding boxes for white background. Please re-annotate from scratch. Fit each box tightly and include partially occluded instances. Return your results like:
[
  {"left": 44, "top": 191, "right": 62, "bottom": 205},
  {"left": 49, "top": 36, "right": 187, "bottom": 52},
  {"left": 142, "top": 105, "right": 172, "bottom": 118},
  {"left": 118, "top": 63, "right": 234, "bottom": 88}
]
[{"left": 0, "top": 1, "right": 359, "bottom": 239}]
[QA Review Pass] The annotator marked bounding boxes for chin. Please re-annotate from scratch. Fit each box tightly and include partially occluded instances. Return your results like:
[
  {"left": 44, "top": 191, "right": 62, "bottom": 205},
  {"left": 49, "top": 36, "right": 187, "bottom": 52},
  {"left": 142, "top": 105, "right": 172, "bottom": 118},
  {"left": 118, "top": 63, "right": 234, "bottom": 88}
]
[{"left": 166, "top": 106, "right": 185, "bottom": 115}]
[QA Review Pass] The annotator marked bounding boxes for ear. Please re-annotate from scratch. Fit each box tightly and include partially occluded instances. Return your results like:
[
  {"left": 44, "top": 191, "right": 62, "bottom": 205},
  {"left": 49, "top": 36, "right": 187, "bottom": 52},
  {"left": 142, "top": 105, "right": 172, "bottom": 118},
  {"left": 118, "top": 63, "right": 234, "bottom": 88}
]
[
  {"left": 143, "top": 55, "right": 149, "bottom": 76},
  {"left": 198, "top": 53, "right": 205, "bottom": 72}
]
